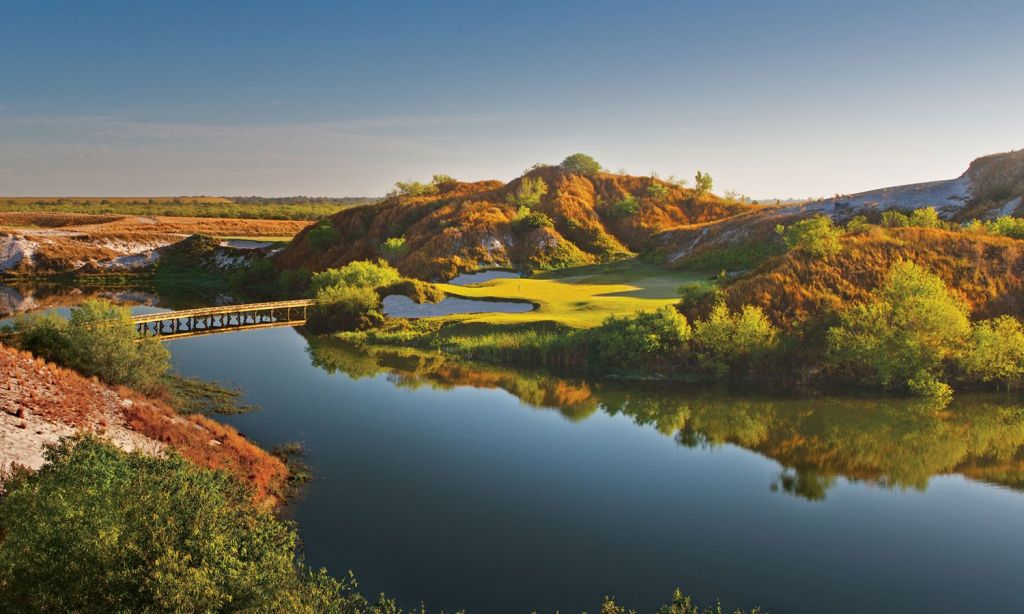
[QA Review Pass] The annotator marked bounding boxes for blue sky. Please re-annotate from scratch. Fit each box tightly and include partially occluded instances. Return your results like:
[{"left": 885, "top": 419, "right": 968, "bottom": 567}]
[{"left": 1, "top": 0, "right": 1022, "bottom": 197}]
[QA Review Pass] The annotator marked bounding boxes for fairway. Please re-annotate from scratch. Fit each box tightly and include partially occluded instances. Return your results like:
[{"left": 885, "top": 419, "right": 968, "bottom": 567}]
[{"left": 437, "top": 259, "right": 714, "bottom": 328}]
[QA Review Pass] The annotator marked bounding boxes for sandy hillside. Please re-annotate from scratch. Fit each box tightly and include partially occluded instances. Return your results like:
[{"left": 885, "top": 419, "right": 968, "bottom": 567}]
[{"left": 0, "top": 344, "right": 287, "bottom": 500}]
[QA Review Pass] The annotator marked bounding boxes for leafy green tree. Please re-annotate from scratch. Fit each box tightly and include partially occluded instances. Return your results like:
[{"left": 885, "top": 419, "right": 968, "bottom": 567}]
[
  {"left": 610, "top": 195, "right": 640, "bottom": 217},
  {"left": 511, "top": 205, "right": 555, "bottom": 230},
  {"left": 775, "top": 214, "right": 843, "bottom": 257},
  {"left": 908, "top": 206, "right": 942, "bottom": 228},
  {"left": 960, "top": 315, "right": 1024, "bottom": 388},
  {"left": 506, "top": 177, "right": 549, "bottom": 207},
  {"left": 380, "top": 236, "right": 408, "bottom": 261},
  {"left": 308, "top": 285, "right": 383, "bottom": 333},
  {"left": 589, "top": 307, "right": 691, "bottom": 373},
  {"left": 0, "top": 437, "right": 357, "bottom": 612},
  {"left": 694, "top": 170, "right": 713, "bottom": 196},
  {"left": 845, "top": 215, "right": 871, "bottom": 234},
  {"left": 881, "top": 210, "right": 910, "bottom": 228},
  {"left": 309, "top": 259, "right": 401, "bottom": 293},
  {"left": 986, "top": 215, "right": 1024, "bottom": 238},
  {"left": 827, "top": 261, "right": 970, "bottom": 396},
  {"left": 306, "top": 220, "right": 340, "bottom": 252},
  {"left": 646, "top": 182, "right": 670, "bottom": 200},
  {"left": 560, "top": 153, "right": 602, "bottom": 175},
  {"left": 15, "top": 300, "right": 170, "bottom": 393},
  {"left": 692, "top": 302, "right": 778, "bottom": 377}
]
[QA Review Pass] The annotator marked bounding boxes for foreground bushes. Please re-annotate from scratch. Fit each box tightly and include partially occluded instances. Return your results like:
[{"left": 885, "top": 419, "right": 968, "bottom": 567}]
[
  {"left": 14, "top": 300, "right": 170, "bottom": 393},
  {"left": 0, "top": 437, "right": 403, "bottom": 613}
]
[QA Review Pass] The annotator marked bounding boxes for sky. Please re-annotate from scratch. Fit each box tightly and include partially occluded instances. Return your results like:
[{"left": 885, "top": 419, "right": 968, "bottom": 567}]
[{"left": 1, "top": 0, "right": 1022, "bottom": 198}]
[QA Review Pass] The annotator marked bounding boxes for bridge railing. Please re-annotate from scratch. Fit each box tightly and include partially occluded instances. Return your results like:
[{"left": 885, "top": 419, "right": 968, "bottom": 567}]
[{"left": 130, "top": 299, "right": 316, "bottom": 324}]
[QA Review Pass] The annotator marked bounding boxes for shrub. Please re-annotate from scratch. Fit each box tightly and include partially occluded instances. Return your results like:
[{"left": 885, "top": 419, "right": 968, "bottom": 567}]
[
  {"left": 827, "top": 261, "right": 970, "bottom": 396},
  {"left": 986, "top": 215, "right": 1024, "bottom": 239},
  {"left": 775, "top": 214, "right": 843, "bottom": 257},
  {"left": 431, "top": 173, "right": 458, "bottom": 192},
  {"left": 280, "top": 268, "right": 312, "bottom": 295},
  {"left": 960, "top": 315, "right": 1024, "bottom": 388},
  {"left": 692, "top": 302, "right": 778, "bottom": 377},
  {"left": 0, "top": 436, "right": 354, "bottom": 612},
  {"left": 560, "top": 153, "right": 602, "bottom": 175},
  {"left": 306, "top": 220, "right": 340, "bottom": 252},
  {"left": 881, "top": 210, "right": 910, "bottom": 228},
  {"left": 377, "top": 279, "right": 445, "bottom": 304},
  {"left": 309, "top": 259, "right": 401, "bottom": 293},
  {"left": 506, "top": 177, "right": 548, "bottom": 207},
  {"left": 588, "top": 307, "right": 692, "bottom": 373},
  {"left": 610, "top": 195, "right": 640, "bottom": 218},
  {"left": 677, "top": 281, "right": 717, "bottom": 306},
  {"left": 15, "top": 300, "right": 170, "bottom": 393},
  {"left": 845, "top": 215, "right": 871, "bottom": 234},
  {"left": 908, "top": 206, "right": 942, "bottom": 228},
  {"left": 380, "top": 236, "right": 408, "bottom": 260},
  {"left": 308, "top": 284, "right": 383, "bottom": 333},
  {"left": 512, "top": 206, "right": 555, "bottom": 231},
  {"left": 646, "top": 182, "right": 670, "bottom": 200},
  {"left": 391, "top": 180, "right": 438, "bottom": 197},
  {"left": 694, "top": 170, "right": 713, "bottom": 196}
]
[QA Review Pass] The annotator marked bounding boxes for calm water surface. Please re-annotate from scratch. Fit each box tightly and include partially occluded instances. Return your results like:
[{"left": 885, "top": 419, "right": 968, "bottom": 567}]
[{"left": 7, "top": 287, "right": 1024, "bottom": 613}]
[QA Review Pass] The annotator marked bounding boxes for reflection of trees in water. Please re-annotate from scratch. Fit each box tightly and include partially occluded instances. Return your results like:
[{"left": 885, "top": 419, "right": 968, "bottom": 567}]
[{"left": 303, "top": 334, "right": 1024, "bottom": 500}]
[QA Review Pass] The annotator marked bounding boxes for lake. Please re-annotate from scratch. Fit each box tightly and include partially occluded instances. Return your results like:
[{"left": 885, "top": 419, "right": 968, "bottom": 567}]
[{"left": 6, "top": 288, "right": 1024, "bottom": 613}]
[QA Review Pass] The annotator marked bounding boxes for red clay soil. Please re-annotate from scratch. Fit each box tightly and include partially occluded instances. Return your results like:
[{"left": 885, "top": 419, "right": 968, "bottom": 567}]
[{"left": 0, "top": 344, "right": 287, "bottom": 501}]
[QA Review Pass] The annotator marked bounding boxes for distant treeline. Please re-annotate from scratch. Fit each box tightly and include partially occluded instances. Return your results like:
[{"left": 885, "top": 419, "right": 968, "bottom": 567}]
[{"left": 0, "top": 196, "right": 379, "bottom": 221}]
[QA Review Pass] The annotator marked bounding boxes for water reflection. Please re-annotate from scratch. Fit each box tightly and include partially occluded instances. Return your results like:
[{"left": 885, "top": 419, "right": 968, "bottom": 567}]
[{"left": 306, "top": 336, "right": 1024, "bottom": 499}]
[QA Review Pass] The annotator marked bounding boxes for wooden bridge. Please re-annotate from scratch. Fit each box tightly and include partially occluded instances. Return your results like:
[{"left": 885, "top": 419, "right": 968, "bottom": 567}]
[{"left": 133, "top": 299, "right": 315, "bottom": 340}]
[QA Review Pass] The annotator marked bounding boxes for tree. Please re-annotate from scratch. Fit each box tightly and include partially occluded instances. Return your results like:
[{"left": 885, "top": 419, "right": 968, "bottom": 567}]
[
  {"left": 827, "top": 261, "right": 970, "bottom": 397},
  {"left": 0, "top": 436, "right": 356, "bottom": 612},
  {"left": 693, "top": 171, "right": 713, "bottom": 196},
  {"left": 610, "top": 195, "right": 640, "bottom": 217},
  {"left": 308, "top": 285, "right": 383, "bottom": 333},
  {"left": 775, "top": 214, "right": 843, "bottom": 257},
  {"left": 309, "top": 259, "right": 401, "bottom": 293},
  {"left": 511, "top": 205, "right": 554, "bottom": 231},
  {"left": 646, "top": 182, "right": 670, "bottom": 200},
  {"left": 960, "top": 315, "right": 1024, "bottom": 388},
  {"left": 380, "top": 236, "right": 408, "bottom": 261},
  {"left": 589, "top": 307, "right": 691, "bottom": 373},
  {"left": 908, "top": 206, "right": 942, "bottom": 228},
  {"left": 881, "top": 210, "right": 910, "bottom": 228},
  {"left": 560, "top": 153, "right": 602, "bottom": 175},
  {"left": 15, "top": 300, "right": 170, "bottom": 393},
  {"left": 506, "top": 177, "right": 548, "bottom": 207},
  {"left": 306, "top": 220, "right": 339, "bottom": 252},
  {"left": 692, "top": 302, "right": 778, "bottom": 377}
]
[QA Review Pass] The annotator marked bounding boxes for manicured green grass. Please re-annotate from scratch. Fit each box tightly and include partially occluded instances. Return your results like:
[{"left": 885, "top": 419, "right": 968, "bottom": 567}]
[{"left": 437, "top": 258, "right": 714, "bottom": 328}]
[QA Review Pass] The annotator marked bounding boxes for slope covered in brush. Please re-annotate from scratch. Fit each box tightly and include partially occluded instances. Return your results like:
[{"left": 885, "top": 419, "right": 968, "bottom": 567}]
[
  {"left": 276, "top": 166, "right": 752, "bottom": 280},
  {"left": 689, "top": 226, "right": 1024, "bottom": 331}
]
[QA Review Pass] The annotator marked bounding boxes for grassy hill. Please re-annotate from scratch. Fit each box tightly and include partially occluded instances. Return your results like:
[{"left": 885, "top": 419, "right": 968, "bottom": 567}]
[
  {"left": 275, "top": 166, "right": 752, "bottom": 280},
  {"left": 688, "top": 226, "right": 1024, "bottom": 331}
]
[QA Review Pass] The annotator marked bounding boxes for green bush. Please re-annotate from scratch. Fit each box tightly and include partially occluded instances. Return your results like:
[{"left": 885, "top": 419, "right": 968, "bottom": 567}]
[
  {"left": 694, "top": 170, "right": 713, "bottom": 196},
  {"left": 512, "top": 206, "right": 555, "bottom": 231},
  {"left": 646, "top": 182, "right": 670, "bottom": 200},
  {"left": 610, "top": 195, "right": 640, "bottom": 218},
  {"left": 845, "top": 215, "right": 871, "bottom": 234},
  {"left": 392, "top": 180, "right": 438, "bottom": 197},
  {"left": 776, "top": 214, "right": 843, "bottom": 257},
  {"left": 560, "top": 153, "right": 602, "bottom": 175},
  {"left": 986, "top": 215, "right": 1024, "bottom": 239},
  {"left": 0, "top": 436, "right": 357, "bottom": 612},
  {"left": 881, "top": 210, "right": 910, "bottom": 228},
  {"left": 377, "top": 278, "right": 446, "bottom": 304},
  {"left": 588, "top": 307, "right": 691, "bottom": 373},
  {"left": 308, "top": 285, "right": 383, "bottom": 333},
  {"left": 960, "top": 315, "right": 1024, "bottom": 388},
  {"left": 908, "top": 206, "right": 942, "bottom": 228},
  {"left": 827, "top": 261, "right": 970, "bottom": 396},
  {"left": 692, "top": 302, "right": 778, "bottom": 377},
  {"left": 309, "top": 259, "right": 401, "bottom": 293},
  {"left": 380, "top": 236, "right": 408, "bottom": 260},
  {"left": 506, "top": 177, "right": 548, "bottom": 207},
  {"left": 677, "top": 281, "right": 717, "bottom": 306},
  {"left": 15, "top": 300, "right": 170, "bottom": 393},
  {"left": 306, "top": 220, "right": 340, "bottom": 252}
]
